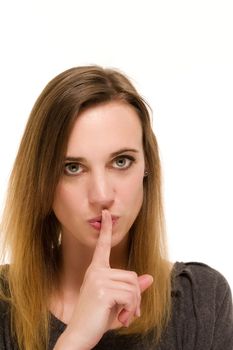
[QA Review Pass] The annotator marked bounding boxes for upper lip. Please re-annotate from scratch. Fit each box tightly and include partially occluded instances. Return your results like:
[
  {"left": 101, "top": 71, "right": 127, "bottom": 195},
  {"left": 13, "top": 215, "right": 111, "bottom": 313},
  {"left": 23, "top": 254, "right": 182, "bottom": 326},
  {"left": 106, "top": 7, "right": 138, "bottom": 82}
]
[{"left": 88, "top": 215, "right": 119, "bottom": 223}]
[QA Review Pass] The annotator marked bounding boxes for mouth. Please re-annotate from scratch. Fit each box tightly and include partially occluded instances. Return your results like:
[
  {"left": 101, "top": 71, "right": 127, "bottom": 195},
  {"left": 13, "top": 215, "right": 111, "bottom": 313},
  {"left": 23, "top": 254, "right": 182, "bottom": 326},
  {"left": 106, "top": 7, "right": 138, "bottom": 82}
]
[{"left": 88, "top": 215, "right": 119, "bottom": 230}]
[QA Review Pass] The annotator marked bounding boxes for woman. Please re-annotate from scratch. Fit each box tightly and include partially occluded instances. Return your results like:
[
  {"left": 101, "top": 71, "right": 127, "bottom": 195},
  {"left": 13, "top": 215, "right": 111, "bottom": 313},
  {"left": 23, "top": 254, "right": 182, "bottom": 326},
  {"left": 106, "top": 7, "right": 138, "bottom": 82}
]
[{"left": 0, "top": 66, "right": 232, "bottom": 350}]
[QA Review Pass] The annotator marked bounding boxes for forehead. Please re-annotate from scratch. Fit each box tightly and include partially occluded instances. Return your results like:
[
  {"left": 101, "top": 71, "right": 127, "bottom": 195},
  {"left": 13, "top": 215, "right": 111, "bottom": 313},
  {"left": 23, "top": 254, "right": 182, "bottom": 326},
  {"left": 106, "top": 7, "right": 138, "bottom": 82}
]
[{"left": 66, "top": 101, "right": 143, "bottom": 156}]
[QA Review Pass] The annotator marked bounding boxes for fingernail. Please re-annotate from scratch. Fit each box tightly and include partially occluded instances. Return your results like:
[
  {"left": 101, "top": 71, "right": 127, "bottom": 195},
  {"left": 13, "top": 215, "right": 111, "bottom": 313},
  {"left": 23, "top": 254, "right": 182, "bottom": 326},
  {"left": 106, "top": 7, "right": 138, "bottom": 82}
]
[
  {"left": 146, "top": 275, "right": 154, "bottom": 285},
  {"left": 102, "top": 209, "right": 109, "bottom": 218},
  {"left": 101, "top": 210, "right": 106, "bottom": 222}
]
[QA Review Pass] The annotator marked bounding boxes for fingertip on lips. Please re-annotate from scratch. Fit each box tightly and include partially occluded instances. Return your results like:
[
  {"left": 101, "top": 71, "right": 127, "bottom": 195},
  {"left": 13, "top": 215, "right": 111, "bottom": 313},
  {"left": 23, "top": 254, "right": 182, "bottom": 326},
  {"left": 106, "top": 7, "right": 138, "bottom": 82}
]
[
  {"left": 100, "top": 210, "right": 113, "bottom": 231},
  {"left": 101, "top": 209, "right": 110, "bottom": 221},
  {"left": 101, "top": 210, "right": 105, "bottom": 224},
  {"left": 102, "top": 209, "right": 109, "bottom": 215}
]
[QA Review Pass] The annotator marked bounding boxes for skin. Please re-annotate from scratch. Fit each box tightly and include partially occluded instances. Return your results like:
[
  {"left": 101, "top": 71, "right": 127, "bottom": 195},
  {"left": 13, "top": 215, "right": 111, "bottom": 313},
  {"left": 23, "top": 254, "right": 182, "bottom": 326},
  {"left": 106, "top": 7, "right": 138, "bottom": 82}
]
[{"left": 52, "top": 101, "right": 153, "bottom": 349}]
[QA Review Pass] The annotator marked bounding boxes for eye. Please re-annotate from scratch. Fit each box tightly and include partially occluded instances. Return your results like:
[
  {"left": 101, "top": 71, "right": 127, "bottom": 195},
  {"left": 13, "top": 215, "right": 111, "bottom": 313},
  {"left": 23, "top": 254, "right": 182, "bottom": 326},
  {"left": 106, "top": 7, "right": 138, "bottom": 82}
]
[
  {"left": 64, "top": 162, "right": 83, "bottom": 176},
  {"left": 112, "top": 155, "right": 135, "bottom": 169}
]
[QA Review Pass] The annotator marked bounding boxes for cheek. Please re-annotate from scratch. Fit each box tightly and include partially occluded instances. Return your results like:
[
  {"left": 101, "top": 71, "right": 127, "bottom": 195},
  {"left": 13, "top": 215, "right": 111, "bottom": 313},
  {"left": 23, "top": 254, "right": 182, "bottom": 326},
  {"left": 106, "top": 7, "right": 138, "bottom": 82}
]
[
  {"left": 120, "top": 174, "right": 144, "bottom": 209},
  {"left": 53, "top": 183, "right": 84, "bottom": 219}
]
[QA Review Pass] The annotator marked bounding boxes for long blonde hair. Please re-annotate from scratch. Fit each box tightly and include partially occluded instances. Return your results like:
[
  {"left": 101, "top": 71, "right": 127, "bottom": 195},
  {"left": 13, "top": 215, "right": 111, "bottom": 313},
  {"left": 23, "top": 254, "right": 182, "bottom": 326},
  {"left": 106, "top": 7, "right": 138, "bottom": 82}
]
[{"left": 0, "top": 66, "right": 171, "bottom": 349}]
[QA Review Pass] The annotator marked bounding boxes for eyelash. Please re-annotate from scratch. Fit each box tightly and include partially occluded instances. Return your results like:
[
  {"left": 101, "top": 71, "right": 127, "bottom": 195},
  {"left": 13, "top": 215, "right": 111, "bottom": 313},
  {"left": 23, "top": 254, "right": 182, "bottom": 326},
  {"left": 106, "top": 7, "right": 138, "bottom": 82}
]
[{"left": 64, "top": 155, "right": 135, "bottom": 176}]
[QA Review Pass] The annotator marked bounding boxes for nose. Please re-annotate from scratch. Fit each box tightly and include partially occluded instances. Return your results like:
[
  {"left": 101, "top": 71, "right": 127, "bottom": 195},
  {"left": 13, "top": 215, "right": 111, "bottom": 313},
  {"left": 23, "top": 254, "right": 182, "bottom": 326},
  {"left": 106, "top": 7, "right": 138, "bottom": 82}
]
[{"left": 88, "top": 170, "right": 115, "bottom": 209}]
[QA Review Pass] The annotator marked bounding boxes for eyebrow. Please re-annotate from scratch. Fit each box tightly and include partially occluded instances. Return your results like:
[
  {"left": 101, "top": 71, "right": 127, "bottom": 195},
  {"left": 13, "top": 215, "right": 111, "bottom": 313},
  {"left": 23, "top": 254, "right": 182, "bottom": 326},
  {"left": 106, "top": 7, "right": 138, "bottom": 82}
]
[{"left": 65, "top": 148, "right": 139, "bottom": 162}]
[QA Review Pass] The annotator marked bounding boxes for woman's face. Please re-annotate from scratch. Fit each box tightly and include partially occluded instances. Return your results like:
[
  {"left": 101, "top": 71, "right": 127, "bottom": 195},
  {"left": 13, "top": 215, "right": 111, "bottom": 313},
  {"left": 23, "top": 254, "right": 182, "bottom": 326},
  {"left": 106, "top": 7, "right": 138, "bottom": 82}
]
[{"left": 53, "top": 100, "right": 145, "bottom": 248}]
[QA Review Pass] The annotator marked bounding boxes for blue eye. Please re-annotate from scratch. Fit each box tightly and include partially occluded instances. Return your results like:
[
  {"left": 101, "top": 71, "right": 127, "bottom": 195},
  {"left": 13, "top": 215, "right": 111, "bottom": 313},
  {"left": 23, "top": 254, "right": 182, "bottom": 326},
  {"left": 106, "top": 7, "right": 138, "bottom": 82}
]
[
  {"left": 113, "top": 156, "right": 135, "bottom": 169},
  {"left": 64, "top": 163, "right": 82, "bottom": 176}
]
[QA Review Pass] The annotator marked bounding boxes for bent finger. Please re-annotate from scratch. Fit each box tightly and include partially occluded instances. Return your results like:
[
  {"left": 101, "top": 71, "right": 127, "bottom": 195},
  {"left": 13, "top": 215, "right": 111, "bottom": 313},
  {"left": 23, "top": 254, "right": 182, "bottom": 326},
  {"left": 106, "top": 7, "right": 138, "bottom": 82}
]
[{"left": 138, "top": 274, "right": 154, "bottom": 293}]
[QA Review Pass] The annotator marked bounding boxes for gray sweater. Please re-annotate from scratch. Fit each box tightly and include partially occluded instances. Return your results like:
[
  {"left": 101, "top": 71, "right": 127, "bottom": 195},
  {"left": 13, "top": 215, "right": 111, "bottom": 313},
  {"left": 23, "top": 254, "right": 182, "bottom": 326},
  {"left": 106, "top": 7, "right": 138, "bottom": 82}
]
[{"left": 1, "top": 262, "right": 233, "bottom": 349}]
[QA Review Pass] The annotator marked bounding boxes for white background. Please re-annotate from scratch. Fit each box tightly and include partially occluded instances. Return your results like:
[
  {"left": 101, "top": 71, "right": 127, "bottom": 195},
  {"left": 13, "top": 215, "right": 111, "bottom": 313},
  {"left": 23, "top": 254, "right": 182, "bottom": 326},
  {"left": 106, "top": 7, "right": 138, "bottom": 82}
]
[{"left": 0, "top": 1, "right": 232, "bottom": 290}]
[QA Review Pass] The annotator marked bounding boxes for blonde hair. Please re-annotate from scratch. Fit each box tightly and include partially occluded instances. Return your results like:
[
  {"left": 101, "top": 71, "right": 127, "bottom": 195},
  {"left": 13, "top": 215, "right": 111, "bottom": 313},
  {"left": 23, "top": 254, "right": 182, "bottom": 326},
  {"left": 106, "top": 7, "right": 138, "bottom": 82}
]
[{"left": 0, "top": 66, "right": 171, "bottom": 349}]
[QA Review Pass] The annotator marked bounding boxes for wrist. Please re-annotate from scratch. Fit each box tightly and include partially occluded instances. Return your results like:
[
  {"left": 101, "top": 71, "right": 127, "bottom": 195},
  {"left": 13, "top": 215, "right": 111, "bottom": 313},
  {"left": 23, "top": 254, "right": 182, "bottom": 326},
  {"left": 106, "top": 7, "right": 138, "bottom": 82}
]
[{"left": 53, "top": 328, "right": 90, "bottom": 350}]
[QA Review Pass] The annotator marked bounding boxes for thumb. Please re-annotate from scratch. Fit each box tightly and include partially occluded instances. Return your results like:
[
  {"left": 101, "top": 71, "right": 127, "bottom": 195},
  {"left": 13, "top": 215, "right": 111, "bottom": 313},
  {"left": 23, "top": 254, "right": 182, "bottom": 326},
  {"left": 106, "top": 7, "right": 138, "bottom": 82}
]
[{"left": 138, "top": 274, "right": 154, "bottom": 293}]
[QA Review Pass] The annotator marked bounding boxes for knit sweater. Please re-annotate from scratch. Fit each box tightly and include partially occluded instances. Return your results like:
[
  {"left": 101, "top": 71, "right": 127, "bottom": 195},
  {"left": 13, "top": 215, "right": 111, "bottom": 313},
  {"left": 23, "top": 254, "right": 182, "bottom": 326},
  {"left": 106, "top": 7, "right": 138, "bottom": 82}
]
[{"left": 1, "top": 262, "right": 233, "bottom": 349}]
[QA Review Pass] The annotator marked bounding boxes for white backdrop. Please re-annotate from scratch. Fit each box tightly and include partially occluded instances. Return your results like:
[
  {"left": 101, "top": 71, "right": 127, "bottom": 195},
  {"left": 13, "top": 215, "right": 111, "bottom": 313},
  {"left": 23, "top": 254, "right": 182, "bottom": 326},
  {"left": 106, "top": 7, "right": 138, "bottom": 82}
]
[{"left": 0, "top": 0, "right": 232, "bottom": 290}]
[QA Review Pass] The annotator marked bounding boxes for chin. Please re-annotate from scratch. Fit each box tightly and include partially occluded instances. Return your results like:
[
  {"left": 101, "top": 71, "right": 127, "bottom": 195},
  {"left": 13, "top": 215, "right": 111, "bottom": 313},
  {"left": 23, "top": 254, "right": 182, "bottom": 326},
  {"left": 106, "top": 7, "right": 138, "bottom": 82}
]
[{"left": 111, "top": 228, "right": 130, "bottom": 247}]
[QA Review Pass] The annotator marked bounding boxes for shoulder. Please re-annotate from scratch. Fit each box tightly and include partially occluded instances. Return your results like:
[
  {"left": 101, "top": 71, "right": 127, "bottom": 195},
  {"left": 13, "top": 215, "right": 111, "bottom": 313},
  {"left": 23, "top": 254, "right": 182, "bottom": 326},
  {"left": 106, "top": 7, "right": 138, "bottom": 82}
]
[
  {"left": 172, "top": 261, "right": 230, "bottom": 293},
  {"left": 169, "top": 262, "right": 233, "bottom": 349},
  {"left": 171, "top": 261, "right": 232, "bottom": 314}
]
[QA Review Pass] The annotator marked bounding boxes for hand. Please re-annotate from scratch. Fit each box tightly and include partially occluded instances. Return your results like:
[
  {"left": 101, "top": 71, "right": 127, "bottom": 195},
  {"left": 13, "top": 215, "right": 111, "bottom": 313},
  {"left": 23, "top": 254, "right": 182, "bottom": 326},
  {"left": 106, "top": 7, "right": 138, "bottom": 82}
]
[{"left": 55, "top": 210, "right": 153, "bottom": 350}]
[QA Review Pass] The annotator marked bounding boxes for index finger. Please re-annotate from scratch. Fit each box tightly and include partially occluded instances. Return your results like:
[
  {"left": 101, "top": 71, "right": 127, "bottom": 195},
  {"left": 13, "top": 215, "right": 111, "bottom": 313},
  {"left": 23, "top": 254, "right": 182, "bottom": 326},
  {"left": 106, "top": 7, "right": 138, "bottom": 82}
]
[{"left": 91, "top": 209, "right": 112, "bottom": 267}]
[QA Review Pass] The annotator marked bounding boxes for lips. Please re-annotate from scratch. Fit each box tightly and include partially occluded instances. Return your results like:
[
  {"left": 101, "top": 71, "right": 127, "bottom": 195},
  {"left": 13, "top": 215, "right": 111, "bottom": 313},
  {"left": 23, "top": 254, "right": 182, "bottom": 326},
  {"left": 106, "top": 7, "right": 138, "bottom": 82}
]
[
  {"left": 88, "top": 215, "right": 119, "bottom": 230},
  {"left": 88, "top": 216, "right": 103, "bottom": 224}
]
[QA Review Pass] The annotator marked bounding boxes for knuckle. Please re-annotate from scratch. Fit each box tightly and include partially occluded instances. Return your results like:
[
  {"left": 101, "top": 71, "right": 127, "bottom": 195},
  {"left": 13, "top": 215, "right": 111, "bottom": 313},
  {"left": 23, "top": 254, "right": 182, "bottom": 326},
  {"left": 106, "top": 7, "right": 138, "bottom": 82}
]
[
  {"left": 130, "top": 271, "right": 138, "bottom": 278},
  {"left": 96, "top": 286, "right": 107, "bottom": 300},
  {"left": 92, "top": 278, "right": 108, "bottom": 300},
  {"left": 129, "top": 271, "right": 138, "bottom": 282},
  {"left": 85, "top": 267, "right": 104, "bottom": 285}
]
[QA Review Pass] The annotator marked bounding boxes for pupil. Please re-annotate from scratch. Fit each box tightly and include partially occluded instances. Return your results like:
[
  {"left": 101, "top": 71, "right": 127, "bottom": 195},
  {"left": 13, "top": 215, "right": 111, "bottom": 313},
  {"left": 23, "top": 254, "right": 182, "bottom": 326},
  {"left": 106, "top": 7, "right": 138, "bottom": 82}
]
[
  {"left": 70, "top": 164, "right": 77, "bottom": 172},
  {"left": 118, "top": 159, "right": 125, "bottom": 166}
]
